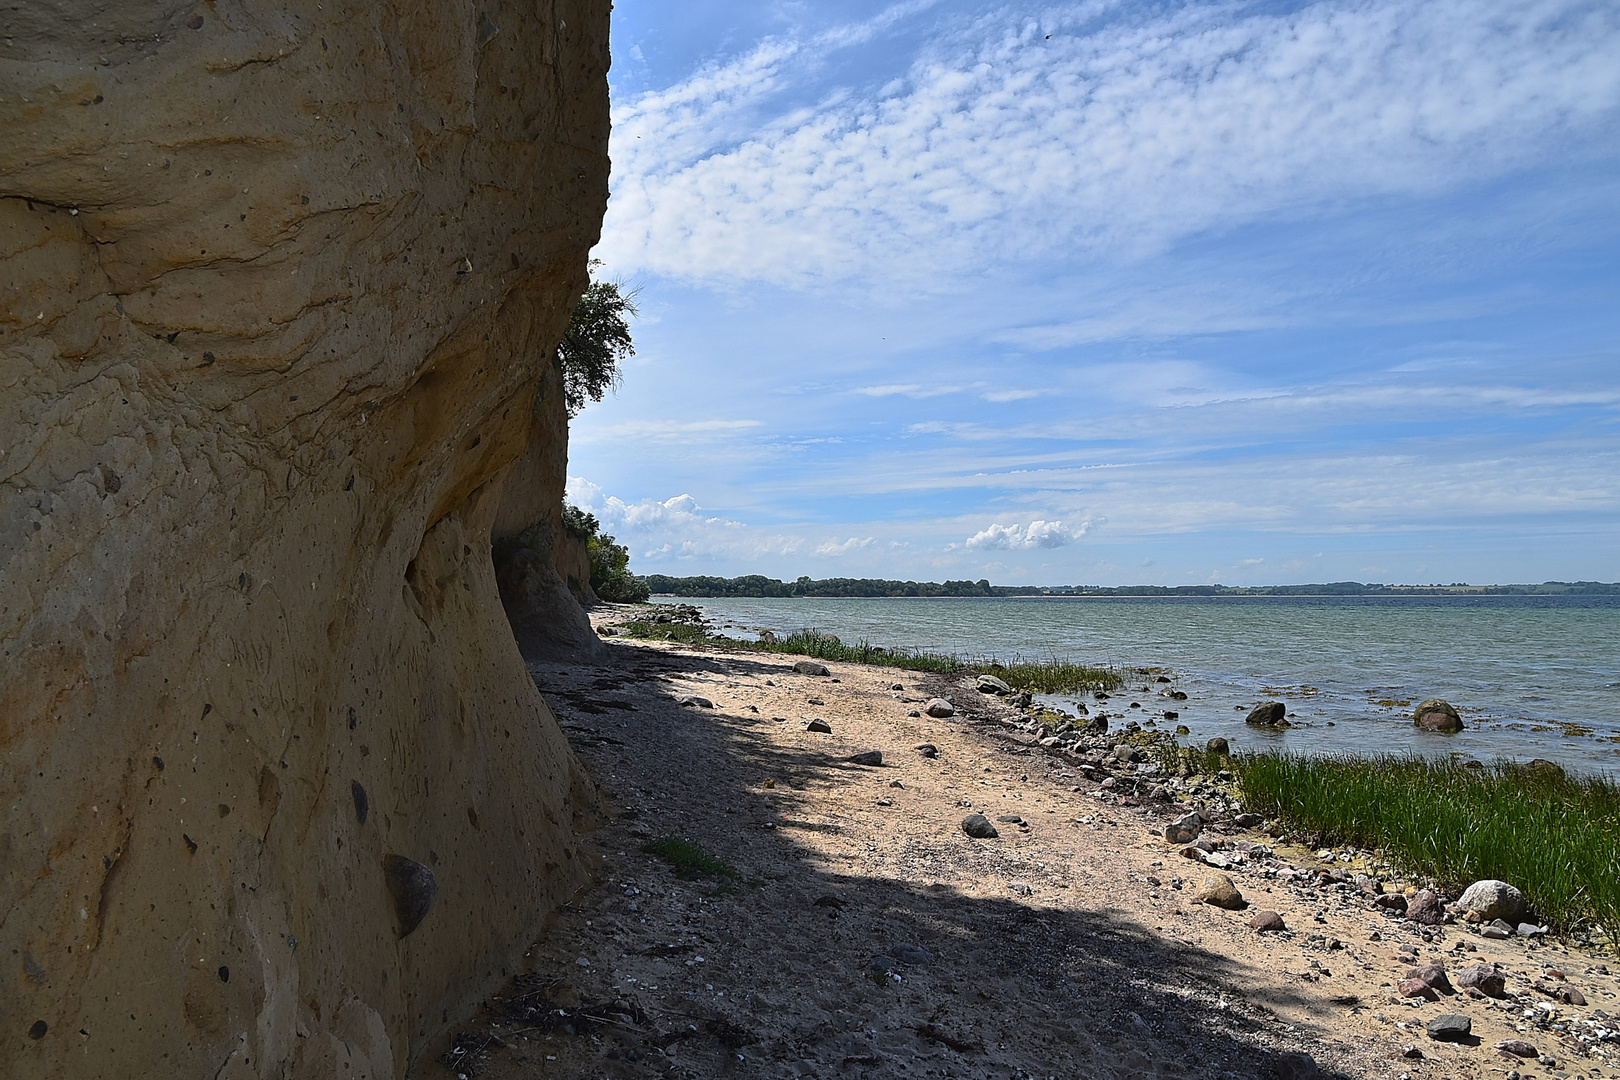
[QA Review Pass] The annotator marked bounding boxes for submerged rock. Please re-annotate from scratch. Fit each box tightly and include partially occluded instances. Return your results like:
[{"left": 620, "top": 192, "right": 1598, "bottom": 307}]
[
  {"left": 1245, "top": 702, "right": 1289, "bottom": 728},
  {"left": 1413, "top": 698, "right": 1464, "bottom": 732}
]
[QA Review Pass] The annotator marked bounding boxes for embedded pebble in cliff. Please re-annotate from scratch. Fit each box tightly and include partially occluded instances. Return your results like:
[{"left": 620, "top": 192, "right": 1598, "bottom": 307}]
[
  {"left": 925, "top": 699, "right": 955, "bottom": 718},
  {"left": 1413, "top": 698, "right": 1464, "bottom": 733},
  {"left": 1245, "top": 701, "right": 1289, "bottom": 728},
  {"left": 794, "top": 661, "right": 832, "bottom": 676},
  {"left": 961, "top": 813, "right": 999, "bottom": 839},
  {"left": 351, "top": 781, "right": 369, "bottom": 825},
  {"left": 383, "top": 855, "right": 439, "bottom": 939}
]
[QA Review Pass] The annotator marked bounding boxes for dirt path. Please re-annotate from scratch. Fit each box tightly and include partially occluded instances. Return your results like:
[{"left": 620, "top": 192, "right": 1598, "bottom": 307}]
[{"left": 422, "top": 635, "right": 1620, "bottom": 1080}]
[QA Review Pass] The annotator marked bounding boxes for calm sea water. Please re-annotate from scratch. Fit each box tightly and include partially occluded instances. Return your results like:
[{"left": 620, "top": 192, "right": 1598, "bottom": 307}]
[{"left": 661, "top": 595, "right": 1620, "bottom": 773}]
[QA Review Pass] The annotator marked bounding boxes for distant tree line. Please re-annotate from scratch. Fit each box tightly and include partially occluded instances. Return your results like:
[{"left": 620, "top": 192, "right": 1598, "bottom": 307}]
[{"left": 639, "top": 576, "right": 1620, "bottom": 599}]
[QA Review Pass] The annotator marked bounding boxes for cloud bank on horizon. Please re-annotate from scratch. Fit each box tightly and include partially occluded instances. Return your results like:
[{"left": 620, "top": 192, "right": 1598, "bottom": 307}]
[{"left": 567, "top": 0, "right": 1620, "bottom": 586}]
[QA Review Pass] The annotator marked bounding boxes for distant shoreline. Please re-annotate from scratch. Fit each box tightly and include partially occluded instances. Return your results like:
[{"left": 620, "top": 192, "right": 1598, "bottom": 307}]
[{"left": 643, "top": 573, "right": 1619, "bottom": 599}]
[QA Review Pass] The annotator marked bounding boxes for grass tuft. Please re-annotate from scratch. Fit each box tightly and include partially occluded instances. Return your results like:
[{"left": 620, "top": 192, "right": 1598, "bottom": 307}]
[
  {"left": 613, "top": 621, "right": 1120, "bottom": 693},
  {"left": 640, "top": 835, "right": 741, "bottom": 881},
  {"left": 1232, "top": 752, "right": 1620, "bottom": 945}
]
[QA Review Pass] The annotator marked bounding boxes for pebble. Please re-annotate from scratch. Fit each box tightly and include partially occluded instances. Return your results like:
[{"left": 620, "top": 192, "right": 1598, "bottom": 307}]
[
  {"left": 676, "top": 695, "right": 715, "bottom": 709},
  {"left": 805, "top": 719, "right": 833, "bottom": 733},
  {"left": 925, "top": 698, "right": 955, "bottom": 718},
  {"left": 1425, "top": 1014, "right": 1472, "bottom": 1041},
  {"left": 847, "top": 750, "right": 883, "bottom": 766},
  {"left": 890, "top": 943, "right": 934, "bottom": 965},
  {"left": 961, "top": 813, "right": 998, "bottom": 839},
  {"left": 1494, "top": 1039, "right": 1538, "bottom": 1058},
  {"left": 1232, "top": 812, "right": 1263, "bottom": 828},
  {"left": 914, "top": 743, "right": 938, "bottom": 758},
  {"left": 1247, "top": 910, "right": 1287, "bottom": 932},
  {"left": 1405, "top": 889, "right": 1444, "bottom": 926},
  {"left": 1406, "top": 962, "right": 1454, "bottom": 994}
]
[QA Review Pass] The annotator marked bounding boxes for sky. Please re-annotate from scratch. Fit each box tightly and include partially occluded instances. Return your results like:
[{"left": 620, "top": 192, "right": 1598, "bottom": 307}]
[{"left": 564, "top": 0, "right": 1620, "bottom": 587}]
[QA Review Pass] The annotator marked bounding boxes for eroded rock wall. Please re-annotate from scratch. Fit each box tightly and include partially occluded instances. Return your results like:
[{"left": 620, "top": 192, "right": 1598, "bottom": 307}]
[{"left": 0, "top": 1, "right": 611, "bottom": 1076}]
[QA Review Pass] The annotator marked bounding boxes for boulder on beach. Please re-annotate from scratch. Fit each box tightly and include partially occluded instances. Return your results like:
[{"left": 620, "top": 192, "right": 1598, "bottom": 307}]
[
  {"left": 794, "top": 660, "right": 832, "bottom": 676},
  {"left": 1413, "top": 698, "right": 1463, "bottom": 733},
  {"left": 961, "top": 813, "right": 999, "bottom": 839},
  {"left": 1456, "top": 963, "right": 1507, "bottom": 998},
  {"left": 1457, "top": 879, "right": 1528, "bottom": 925},
  {"left": 925, "top": 698, "right": 956, "bottom": 718},
  {"left": 1193, "top": 873, "right": 1245, "bottom": 910},
  {"left": 1206, "top": 737, "right": 1230, "bottom": 755},
  {"left": 1425, "top": 1014, "right": 1472, "bottom": 1042},
  {"left": 976, "top": 674, "right": 1012, "bottom": 695},
  {"left": 1405, "top": 963, "right": 1454, "bottom": 995},
  {"left": 1164, "top": 812, "right": 1203, "bottom": 845},
  {"left": 1245, "top": 702, "right": 1289, "bottom": 728},
  {"left": 1248, "top": 910, "right": 1287, "bottom": 932},
  {"left": 847, "top": 750, "right": 883, "bottom": 766}
]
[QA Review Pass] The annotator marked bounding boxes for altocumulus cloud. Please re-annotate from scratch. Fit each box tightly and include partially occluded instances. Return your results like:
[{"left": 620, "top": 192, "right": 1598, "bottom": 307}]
[
  {"left": 965, "top": 519, "right": 1090, "bottom": 551},
  {"left": 601, "top": 0, "right": 1620, "bottom": 289}
]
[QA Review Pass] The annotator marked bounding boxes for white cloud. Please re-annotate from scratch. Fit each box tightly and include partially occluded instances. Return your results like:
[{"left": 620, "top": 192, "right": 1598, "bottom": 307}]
[
  {"left": 965, "top": 519, "right": 1090, "bottom": 550},
  {"left": 814, "top": 536, "right": 879, "bottom": 556},
  {"left": 854, "top": 383, "right": 961, "bottom": 398},
  {"left": 600, "top": 0, "right": 1620, "bottom": 289},
  {"left": 565, "top": 479, "right": 805, "bottom": 562}
]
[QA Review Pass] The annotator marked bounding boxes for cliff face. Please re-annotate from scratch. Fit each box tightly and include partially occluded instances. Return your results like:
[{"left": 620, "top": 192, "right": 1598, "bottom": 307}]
[{"left": 0, "top": 2, "right": 611, "bottom": 1076}]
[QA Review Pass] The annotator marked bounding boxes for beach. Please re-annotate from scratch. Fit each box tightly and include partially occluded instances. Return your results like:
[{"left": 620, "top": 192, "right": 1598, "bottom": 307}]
[{"left": 427, "top": 624, "right": 1620, "bottom": 1080}]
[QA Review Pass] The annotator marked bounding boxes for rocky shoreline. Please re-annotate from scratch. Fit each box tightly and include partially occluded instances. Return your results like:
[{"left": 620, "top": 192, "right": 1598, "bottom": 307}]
[{"left": 419, "top": 622, "right": 1620, "bottom": 1080}]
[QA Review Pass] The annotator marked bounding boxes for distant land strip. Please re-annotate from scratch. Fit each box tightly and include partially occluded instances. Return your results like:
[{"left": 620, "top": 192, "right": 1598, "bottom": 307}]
[{"left": 643, "top": 575, "right": 1620, "bottom": 599}]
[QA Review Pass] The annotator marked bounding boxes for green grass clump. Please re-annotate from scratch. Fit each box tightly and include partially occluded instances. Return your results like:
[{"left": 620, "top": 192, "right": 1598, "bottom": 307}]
[
  {"left": 981, "top": 657, "right": 1120, "bottom": 694},
  {"left": 616, "top": 621, "right": 712, "bottom": 645},
  {"left": 640, "top": 836, "right": 741, "bottom": 881},
  {"left": 1233, "top": 753, "right": 1620, "bottom": 944}
]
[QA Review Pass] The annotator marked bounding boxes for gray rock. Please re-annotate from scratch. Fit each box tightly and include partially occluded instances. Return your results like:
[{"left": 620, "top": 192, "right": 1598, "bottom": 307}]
[
  {"left": 1516, "top": 922, "right": 1548, "bottom": 938},
  {"left": 1480, "top": 921, "right": 1511, "bottom": 939},
  {"left": 1164, "top": 812, "right": 1203, "bottom": 845},
  {"left": 995, "top": 814, "right": 1025, "bottom": 825},
  {"left": 847, "top": 750, "right": 883, "bottom": 766},
  {"left": 1425, "top": 1014, "right": 1472, "bottom": 1041},
  {"left": 914, "top": 743, "right": 938, "bottom": 758},
  {"left": 805, "top": 719, "right": 833, "bottom": 733},
  {"left": 976, "top": 674, "right": 1012, "bottom": 695},
  {"left": 961, "top": 813, "right": 998, "bottom": 839},
  {"left": 1276, "top": 1051, "right": 1319, "bottom": 1079},
  {"left": 1373, "top": 892, "right": 1408, "bottom": 911},
  {"left": 1458, "top": 879, "right": 1528, "bottom": 924},
  {"left": 1245, "top": 701, "right": 1289, "bottom": 727},
  {"left": 1233, "top": 812, "right": 1263, "bottom": 828},
  {"left": 1206, "top": 737, "right": 1230, "bottom": 754},
  {"left": 890, "top": 683, "right": 904, "bottom": 691},
  {"left": 794, "top": 660, "right": 831, "bottom": 676},
  {"left": 676, "top": 695, "right": 715, "bottom": 709},
  {"left": 1413, "top": 698, "right": 1464, "bottom": 733},
  {"left": 924, "top": 698, "right": 955, "bottom": 718},
  {"left": 906, "top": 709, "right": 921, "bottom": 717},
  {"left": 890, "top": 943, "right": 934, "bottom": 966}
]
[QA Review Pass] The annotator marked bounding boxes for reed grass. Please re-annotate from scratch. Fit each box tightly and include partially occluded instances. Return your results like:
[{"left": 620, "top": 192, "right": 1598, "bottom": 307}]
[
  {"left": 613, "top": 622, "right": 1120, "bottom": 692},
  {"left": 1232, "top": 752, "right": 1620, "bottom": 944}
]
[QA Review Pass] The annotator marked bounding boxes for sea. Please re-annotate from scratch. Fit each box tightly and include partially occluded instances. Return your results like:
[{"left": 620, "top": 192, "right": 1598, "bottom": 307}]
[{"left": 656, "top": 594, "right": 1620, "bottom": 775}]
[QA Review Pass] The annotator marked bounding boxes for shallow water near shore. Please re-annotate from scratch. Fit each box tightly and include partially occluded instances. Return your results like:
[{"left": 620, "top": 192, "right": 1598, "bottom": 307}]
[{"left": 663, "top": 594, "right": 1620, "bottom": 774}]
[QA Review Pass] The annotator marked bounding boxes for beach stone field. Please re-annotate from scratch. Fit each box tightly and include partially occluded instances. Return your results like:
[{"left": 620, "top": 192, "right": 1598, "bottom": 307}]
[{"left": 424, "top": 625, "right": 1620, "bottom": 1080}]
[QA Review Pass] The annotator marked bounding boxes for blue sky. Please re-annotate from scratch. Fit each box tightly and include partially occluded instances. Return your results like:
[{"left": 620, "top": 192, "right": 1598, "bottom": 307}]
[{"left": 566, "top": 0, "right": 1620, "bottom": 587}]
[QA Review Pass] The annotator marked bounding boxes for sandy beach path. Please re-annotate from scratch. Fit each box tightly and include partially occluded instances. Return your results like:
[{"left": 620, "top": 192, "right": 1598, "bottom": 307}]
[{"left": 428, "top": 635, "right": 1620, "bottom": 1080}]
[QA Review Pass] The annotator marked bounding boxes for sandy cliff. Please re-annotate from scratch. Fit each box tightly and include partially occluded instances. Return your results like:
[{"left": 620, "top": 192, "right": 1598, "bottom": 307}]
[{"left": 0, "top": 1, "right": 611, "bottom": 1076}]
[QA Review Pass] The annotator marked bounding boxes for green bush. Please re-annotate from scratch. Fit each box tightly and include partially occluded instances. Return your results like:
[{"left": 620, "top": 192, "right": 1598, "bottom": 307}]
[{"left": 588, "top": 532, "right": 649, "bottom": 603}]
